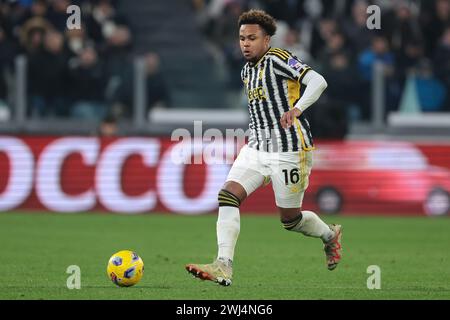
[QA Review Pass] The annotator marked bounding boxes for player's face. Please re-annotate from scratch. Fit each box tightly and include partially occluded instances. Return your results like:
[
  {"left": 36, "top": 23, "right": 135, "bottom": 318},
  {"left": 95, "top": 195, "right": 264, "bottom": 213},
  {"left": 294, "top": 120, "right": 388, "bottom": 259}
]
[{"left": 239, "top": 24, "right": 270, "bottom": 62}]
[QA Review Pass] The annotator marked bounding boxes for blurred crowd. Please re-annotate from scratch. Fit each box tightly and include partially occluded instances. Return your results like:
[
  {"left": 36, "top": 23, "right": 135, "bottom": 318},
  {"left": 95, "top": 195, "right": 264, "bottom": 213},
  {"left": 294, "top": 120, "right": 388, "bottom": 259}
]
[
  {"left": 1, "top": 0, "right": 449, "bottom": 127},
  {"left": 192, "top": 0, "right": 450, "bottom": 122},
  {"left": 0, "top": 0, "right": 170, "bottom": 123}
]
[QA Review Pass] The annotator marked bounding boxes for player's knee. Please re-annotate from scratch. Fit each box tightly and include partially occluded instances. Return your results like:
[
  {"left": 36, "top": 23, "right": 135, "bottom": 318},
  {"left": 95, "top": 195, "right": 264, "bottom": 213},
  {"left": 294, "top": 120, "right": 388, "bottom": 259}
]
[
  {"left": 281, "top": 212, "right": 303, "bottom": 231},
  {"left": 218, "top": 189, "right": 241, "bottom": 208}
]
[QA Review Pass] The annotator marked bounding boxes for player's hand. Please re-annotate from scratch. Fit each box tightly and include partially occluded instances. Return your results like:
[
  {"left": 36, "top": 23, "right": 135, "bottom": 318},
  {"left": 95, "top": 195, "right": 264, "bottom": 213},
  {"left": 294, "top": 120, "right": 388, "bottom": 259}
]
[{"left": 281, "top": 108, "right": 301, "bottom": 129}]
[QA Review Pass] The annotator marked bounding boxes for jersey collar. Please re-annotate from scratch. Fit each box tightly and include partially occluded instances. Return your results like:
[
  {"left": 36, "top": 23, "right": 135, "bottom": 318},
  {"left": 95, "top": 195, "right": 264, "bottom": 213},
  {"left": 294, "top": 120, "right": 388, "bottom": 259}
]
[{"left": 249, "top": 47, "right": 271, "bottom": 68}]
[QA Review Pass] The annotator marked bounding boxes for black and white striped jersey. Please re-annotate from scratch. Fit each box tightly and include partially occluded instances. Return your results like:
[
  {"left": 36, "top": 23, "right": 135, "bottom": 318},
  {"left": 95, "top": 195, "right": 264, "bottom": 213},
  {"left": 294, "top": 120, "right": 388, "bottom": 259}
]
[{"left": 241, "top": 47, "right": 315, "bottom": 152}]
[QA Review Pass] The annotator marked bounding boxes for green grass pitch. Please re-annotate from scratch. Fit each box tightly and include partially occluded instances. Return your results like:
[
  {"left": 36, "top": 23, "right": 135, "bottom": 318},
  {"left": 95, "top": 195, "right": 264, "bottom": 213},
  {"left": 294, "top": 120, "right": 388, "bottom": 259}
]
[{"left": 1, "top": 212, "right": 449, "bottom": 300}]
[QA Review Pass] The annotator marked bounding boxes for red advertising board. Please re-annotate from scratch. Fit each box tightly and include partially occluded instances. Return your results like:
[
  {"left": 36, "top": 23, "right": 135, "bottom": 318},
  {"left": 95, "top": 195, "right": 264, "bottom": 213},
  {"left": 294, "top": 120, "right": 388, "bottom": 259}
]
[{"left": 1, "top": 136, "right": 449, "bottom": 216}]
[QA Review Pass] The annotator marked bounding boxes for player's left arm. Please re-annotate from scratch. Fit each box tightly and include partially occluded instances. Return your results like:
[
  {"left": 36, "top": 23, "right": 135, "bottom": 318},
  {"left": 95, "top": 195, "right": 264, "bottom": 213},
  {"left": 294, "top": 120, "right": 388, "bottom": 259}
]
[{"left": 281, "top": 70, "right": 328, "bottom": 129}]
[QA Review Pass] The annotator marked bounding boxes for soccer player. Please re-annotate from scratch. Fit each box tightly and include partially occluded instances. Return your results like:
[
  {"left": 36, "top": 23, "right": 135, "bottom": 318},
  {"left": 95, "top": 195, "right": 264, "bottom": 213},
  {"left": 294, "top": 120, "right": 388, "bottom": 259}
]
[{"left": 186, "top": 9, "right": 342, "bottom": 286}]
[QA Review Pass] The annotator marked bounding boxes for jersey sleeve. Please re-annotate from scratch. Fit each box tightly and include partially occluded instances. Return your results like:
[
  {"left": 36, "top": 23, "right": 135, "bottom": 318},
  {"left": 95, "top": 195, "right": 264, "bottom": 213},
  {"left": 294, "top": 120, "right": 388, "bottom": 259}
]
[{"left": 270, "top": 49, "right": 312, "bottom": 82}]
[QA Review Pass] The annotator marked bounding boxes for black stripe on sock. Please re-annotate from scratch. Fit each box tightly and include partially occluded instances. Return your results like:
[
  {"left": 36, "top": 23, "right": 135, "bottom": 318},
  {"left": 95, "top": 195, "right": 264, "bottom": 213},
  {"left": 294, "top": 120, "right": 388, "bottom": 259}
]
[
  {"left": 218, "top": 189, "right": 241, "bottom": 208},
  {"left": 282, "top": 213, "right": 303, "bottom": 230}
]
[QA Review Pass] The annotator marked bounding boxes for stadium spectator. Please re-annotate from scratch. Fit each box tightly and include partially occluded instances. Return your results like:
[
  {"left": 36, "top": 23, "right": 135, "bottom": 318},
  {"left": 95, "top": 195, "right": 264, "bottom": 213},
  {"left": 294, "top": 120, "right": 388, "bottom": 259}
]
[
  {"left": 358, "top": 34, "right": 402, "bottom": 114},
  {"left": 97, "top": 114, "right": 118, "bottom": 136},
  {"left": 0, "top": 0, "right": 30, "bottom": 41},
  {"left": 27, "top": 29, "right": 68, "bottom": 117},
  {"left": 382, "top": 1, "right": 424, "bottom": 88},
  {"left": 109, "top": 52, "right": 170, "bottom": 119},
  {"left": 433, "top": 26, "right": 450, "bottom": 111},
  {"left": 142, "top": 52, "right": 170, "bottom": 111},
  {"left": 190, "top": 0, "right": 205, "bottom": 12},
  {"left": 323, "top": 52, "right": 369, "bottom": 121},
  {"left": 19, "top": 16, "right": 56, "bottom": 117},
  {"left": 309, "top": 17, "right": 338, "bottom": 61},
  {"left": 68, "top": 46, "right": 108, "bottom": 120},
  {"left": 207, "top": 1, "right": 244, "bottom": 54},
  {"left": 358, "top": 35, "right": 395, "bottom": 81},
  {"left": 383, "top": 0, "right": 423, "bottom": 55},
  {"left": 422, "top": 0, "right": 450, "bottom": 56},
  {"left": 87, "top": 0, "right": 130, "bottom": 45},
  {"left": 262, "top": 0, "right": 303, "bottom": 27},
  {"left": 19, "top": 16, "right": 52, "bottom": 53},
  {"left": 317, "top": 31, "right": 351, "bottom": 69},
  {"left": 414, "top": 59, "right": 446, "bottom": 112},
  {"left": 46, "top": 0, "right": 73, "bottom": 32},
  {"left": 0, "top": 25, "right": 16, "bottom": 120},
  {"left": 102, "top": 25, "right": 133, "bottom": 116},
  {"left": 103, "top": 24, "right": 132, "bottom": 73},
  {"left": 341, "top": 0, "right": 373, "bottom": 56},
  {"left": 282, "top": 26, "right": 313, "bottom": 64},
  {"left": 28, "top": 0, "right": 49, "bottom": 19},
  {"left": 64, "top": 26, "right": 94, "bottom": 57}
]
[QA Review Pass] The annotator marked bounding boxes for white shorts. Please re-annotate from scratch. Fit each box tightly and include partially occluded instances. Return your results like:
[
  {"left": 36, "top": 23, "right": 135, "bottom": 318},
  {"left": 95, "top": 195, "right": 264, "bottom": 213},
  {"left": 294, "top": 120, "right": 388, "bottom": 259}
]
[{"left": 226, "top": 145, "right": 313, "bottom": 208}]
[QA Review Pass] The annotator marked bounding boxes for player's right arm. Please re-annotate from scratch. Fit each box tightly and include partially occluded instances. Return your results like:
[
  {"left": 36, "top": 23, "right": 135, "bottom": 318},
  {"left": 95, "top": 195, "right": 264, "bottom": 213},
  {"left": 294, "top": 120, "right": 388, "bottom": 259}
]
[
  {"left": 293, "top": 70, "right": 327, "bottom": 114},
  {"left": 270, "top": 51, "right": 327, "bottom": 129},
  {"left": 280, "top": 70, "right": 328, "bottom": 129}
]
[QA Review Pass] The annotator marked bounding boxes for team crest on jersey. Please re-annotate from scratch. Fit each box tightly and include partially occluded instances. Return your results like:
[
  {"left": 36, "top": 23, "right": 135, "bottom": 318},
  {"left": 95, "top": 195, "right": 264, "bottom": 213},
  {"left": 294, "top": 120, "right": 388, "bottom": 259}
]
[{"left": 288, "top": 58, "right": 303, "bottom": 71}]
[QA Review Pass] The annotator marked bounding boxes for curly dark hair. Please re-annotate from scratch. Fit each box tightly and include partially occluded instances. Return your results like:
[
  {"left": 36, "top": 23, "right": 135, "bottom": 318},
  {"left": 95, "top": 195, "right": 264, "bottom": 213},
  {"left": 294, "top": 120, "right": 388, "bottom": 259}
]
[{"left": 238, "top": 9, "right": 277, "bottom": 36}]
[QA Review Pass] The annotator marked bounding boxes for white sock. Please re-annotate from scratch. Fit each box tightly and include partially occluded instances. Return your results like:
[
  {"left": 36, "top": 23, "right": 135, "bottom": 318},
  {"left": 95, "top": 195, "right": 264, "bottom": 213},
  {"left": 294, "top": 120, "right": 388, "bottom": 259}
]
[
  {"left": 291, "top": 210, "right": 335, "bottom": 242},
  {"left": 217, "top": 206, "right": 240, "bottom": 263}
]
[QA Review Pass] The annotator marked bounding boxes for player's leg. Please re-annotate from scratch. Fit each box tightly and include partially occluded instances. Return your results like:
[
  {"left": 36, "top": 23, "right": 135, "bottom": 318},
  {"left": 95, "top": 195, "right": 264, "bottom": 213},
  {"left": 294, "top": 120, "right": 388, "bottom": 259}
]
[
  {"left": 279, "top": 208, "right": 334, "bottom": 241},
  {"left": 278, "top": 207, "right": 338, "bottom": 242},
  {"left": 186, "top": 145, "right": 265, "bottom": 285},
  {"left": 270, "top": 150, "right": 343, "bottom": 270},
  {"left": 215, "top": 180, "right": 246, "bottom": 267},
  {"left": 215, "top": 145, "right": 266, "bottom": 267},
  {"left": 279, "top": 208, "right": 342, "bottom": 271}
]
